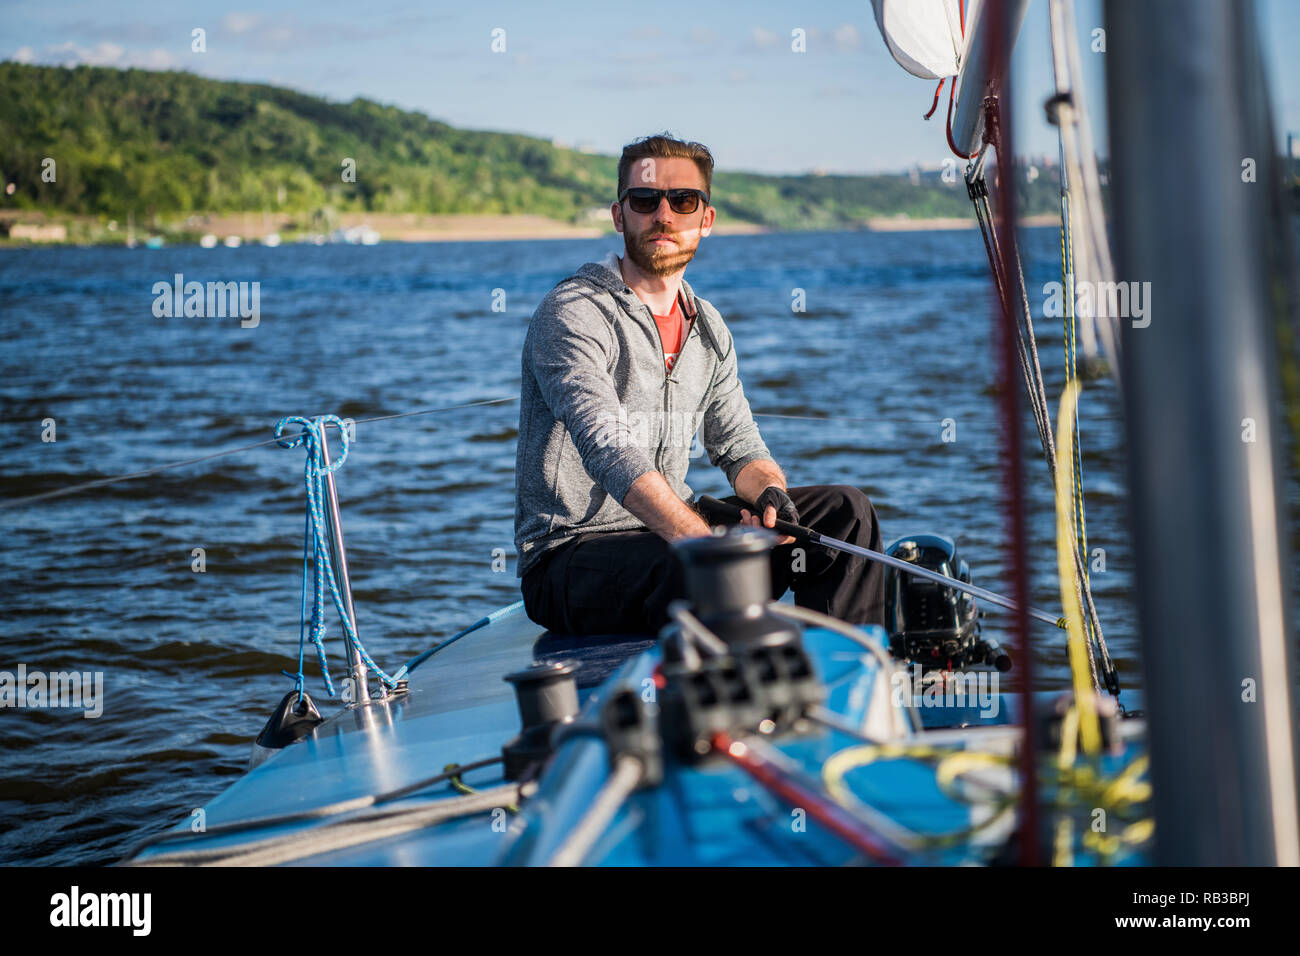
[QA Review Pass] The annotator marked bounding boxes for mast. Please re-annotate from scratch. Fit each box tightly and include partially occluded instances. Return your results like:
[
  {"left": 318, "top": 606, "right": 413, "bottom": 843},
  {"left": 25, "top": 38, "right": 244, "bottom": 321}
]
[
  {"left": 950, "top": 0, "right": 1031, "bottom": 156},
  {"left": 1105, "top": 0, "right": 1300, "bottom": 864}
]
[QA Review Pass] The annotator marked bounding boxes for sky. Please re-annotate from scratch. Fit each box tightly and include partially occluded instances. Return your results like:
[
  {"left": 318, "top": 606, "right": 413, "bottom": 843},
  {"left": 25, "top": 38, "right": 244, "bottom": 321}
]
[{"left": 4, "top": 0, "right": 1298, "bottom": 176}]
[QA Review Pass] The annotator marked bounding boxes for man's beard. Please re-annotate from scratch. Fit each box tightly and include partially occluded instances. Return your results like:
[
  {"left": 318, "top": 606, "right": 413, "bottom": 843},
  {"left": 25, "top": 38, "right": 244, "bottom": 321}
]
[{"left": 624, "top": 225, "right": 700, "bottom": 277}]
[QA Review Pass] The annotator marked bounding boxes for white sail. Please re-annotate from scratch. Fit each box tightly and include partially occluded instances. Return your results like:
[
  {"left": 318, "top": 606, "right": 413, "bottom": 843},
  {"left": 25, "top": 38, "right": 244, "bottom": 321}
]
[{"left": 869, "top": 0, "right": 970, "bottom": 80}]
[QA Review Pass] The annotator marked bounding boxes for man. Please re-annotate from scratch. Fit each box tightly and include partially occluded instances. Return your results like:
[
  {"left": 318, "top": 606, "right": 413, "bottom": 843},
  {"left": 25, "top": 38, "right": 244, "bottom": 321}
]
[{"left": 514, "top": 132, "right": 886, "bottom": 636}]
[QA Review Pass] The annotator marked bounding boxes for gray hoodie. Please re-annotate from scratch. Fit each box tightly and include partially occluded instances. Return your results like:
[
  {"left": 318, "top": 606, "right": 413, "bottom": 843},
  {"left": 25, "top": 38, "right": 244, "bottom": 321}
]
[{"left": 514, "top": 251, "right": 772, "bottom": 578}]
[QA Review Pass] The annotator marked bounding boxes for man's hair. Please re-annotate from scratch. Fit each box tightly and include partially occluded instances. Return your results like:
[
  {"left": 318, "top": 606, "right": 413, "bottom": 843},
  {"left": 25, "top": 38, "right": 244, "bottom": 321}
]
[{"left": 616, "top": 133, "right": 714, "bottom": 199}]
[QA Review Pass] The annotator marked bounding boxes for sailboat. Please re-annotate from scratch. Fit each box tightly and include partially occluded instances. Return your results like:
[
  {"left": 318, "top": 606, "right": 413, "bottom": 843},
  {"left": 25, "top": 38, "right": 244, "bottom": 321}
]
[{"left": 123, "top": 0, "right": 1298, "bottom": 867}]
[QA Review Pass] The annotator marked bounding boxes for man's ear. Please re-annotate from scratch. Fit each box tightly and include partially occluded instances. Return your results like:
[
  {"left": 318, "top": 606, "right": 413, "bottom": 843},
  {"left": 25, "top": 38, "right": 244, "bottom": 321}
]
[
  {"left": 699, "top": 205, "right": 716, "bottom": 238},
  {"left": 611, "top": 201, "right": 624, "bottom": 233}
]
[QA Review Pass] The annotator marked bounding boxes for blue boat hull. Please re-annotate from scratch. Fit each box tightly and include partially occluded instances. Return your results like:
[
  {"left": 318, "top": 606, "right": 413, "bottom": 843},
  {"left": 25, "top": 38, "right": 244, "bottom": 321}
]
[{"left": 129, "top": 602, "right": 1148, "bottom": 866}]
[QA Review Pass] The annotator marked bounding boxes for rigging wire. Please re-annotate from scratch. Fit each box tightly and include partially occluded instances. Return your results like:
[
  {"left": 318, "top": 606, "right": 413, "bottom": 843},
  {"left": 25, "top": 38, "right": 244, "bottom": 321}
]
[
  {"left": 1046, "top": 0, "right": 1122, "bottom": 381},
  {"left": 2, "top": 400, "right": 1113, "bottom": 516},
  {"left": 122, "top": 754, "right": 505, "bottom": 862},
  {"left": 4, "top": 399, "right": 1036, "bottom": 514},
  {"left": 136, "top": 784, "right": 523, "bottom": 867},
  {"left": 965, "top": 111, "right": 1120, "bottom": 707},
  {"left": 0, "top": 396, "right": 518, "bottom": 511},
  {"left": 1043, "top": 0, "right": 1126, "bottom": 704},
  {"left": 1057, "top": 120, "right": 1103, "bottom": 693}
]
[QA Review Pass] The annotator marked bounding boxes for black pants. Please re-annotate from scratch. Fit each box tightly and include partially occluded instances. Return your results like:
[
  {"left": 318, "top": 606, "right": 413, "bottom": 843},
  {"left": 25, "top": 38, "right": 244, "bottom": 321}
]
[{"left": 521, "top": 484, "right": 886, "bottom": 635}]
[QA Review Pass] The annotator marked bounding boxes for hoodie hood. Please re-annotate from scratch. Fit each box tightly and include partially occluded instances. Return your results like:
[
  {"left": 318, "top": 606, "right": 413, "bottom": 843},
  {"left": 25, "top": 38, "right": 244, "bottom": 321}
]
[{"left": 574, "top": 250, "right": 699, "bottom": 318}]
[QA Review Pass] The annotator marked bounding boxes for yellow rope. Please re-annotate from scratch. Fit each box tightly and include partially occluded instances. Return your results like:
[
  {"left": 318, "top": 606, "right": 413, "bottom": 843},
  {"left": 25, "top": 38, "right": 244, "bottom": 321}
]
[
  {"left": 1060, "top": 175, "right": 1099, "bottom": 676},
  {"left": 822, "top": 744, "right": 1017, "bottom": 848},
  {"left": 820, "top": 739, "right": 1152, "bottom": 859},
  {"left": 1053, "top": 705, "right": 1080, "bottom": 866},
  {"left": 1055, "top": 381, "right": 1102, "bottom": 755}
]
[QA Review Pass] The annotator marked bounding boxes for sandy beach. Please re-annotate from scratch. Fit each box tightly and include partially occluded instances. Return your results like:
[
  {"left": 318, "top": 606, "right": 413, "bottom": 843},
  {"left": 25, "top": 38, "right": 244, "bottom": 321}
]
[{"left": 0, "top": 210, "right": 1068, "bottom": 245}]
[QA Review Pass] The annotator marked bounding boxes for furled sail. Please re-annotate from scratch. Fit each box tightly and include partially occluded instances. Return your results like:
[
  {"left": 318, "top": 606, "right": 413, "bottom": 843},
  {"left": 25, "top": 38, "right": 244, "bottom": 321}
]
[{"left": 869, "top": 0, "right": 971, "bottom": 80}]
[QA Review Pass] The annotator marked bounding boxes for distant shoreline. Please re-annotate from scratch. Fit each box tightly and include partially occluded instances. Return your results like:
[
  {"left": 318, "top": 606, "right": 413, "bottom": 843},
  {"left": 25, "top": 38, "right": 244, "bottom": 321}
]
[
  {"left": 866, "top": 213, "right": 1059, "bottom": 231},
  {"left": 0, "top": 210, "right": 1069, "bottom": 247}
]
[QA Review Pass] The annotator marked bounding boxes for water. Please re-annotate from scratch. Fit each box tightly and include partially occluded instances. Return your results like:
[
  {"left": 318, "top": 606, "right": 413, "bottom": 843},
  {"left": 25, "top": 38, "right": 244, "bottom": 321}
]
[{"left": 0, "top": 229, "right": 1138, "bottom": 864}]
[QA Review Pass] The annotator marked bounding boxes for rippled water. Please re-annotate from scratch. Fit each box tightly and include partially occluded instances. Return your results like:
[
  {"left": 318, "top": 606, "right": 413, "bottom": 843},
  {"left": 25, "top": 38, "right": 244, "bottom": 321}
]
[{"left": 0, "top": 228, "right": 1148, "bottom": 864}]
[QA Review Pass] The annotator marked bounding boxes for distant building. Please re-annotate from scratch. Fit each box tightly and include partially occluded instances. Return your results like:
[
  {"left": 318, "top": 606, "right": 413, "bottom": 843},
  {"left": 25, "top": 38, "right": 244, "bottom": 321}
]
[{"left": 6, "top": 223, "right": 67, "bottom": 242}]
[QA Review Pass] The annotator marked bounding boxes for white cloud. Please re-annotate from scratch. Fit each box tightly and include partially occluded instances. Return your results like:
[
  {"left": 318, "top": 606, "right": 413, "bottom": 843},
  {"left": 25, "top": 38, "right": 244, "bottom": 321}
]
[
  {"left": 690, "top": 27, "right": 716, "bottom": 46},
  {"left": 751, "top": 27, "right": 779, "bottom": 49},
  {"left": 221, "top": 12, "right": 263, "bottom": 35},
  {"left": 16, "top": 41, "right": 179, "bottom": 69},
  {"left": 47, "top": 41, "right": 124, "bottom": 65},
  {"left": 832, "top": 24, "right": 863, "bottom": 52},
  {"left": 134, "top": 48, "right": 182, "bottom": 69}
]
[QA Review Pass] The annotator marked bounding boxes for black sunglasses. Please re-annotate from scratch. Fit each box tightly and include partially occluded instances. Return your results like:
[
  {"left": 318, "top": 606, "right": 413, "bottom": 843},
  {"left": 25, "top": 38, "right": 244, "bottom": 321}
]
[{"left": 618, "top": 187, "right": 710, "bottom": 215}]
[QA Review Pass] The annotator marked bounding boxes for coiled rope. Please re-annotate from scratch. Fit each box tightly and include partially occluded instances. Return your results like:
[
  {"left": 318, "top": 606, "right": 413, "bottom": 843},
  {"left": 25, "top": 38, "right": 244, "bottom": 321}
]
[{"left": 274, "top": 414, "right": 395, "bottom": 694}]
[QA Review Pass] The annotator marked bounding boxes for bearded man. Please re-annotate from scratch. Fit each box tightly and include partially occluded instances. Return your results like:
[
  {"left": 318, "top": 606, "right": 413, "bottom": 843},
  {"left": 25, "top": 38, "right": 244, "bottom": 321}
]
[{"left": 514, "top": 132, "right": 886, "bottom": 635}]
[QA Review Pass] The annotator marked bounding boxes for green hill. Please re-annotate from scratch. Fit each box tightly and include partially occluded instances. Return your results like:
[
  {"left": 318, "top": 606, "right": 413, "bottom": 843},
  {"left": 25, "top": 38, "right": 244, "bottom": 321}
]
[{"left": 0, "top": 62, "right": 1059, "bottom": 230}]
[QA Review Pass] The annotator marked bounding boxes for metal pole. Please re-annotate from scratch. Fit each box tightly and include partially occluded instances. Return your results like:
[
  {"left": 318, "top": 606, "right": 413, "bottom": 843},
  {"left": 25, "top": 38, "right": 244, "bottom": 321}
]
[
  {"left": 318, "top": 425, "right": 371, "bottom": 703},
  {"left": 950, "top": 0, "right": 1031, "bottom": 156},
  {"left": 796, "top": 530, "right": 1063, "bottom": 629},
  {"left": 1105, "top": 0, "right": 1300, "bottom": 864}
]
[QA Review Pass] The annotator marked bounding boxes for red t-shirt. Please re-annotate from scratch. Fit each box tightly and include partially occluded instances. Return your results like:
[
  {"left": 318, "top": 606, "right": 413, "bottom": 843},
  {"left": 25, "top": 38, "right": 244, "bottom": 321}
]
[{"left": 652, "top": 297, "right": 685, "bottom": 372}]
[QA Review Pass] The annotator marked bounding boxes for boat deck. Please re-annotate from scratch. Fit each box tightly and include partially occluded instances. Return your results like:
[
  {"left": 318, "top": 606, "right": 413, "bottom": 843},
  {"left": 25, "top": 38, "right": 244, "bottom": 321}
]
[{"left": 129, "top": 603, "right": 1146, "bottom": 866}]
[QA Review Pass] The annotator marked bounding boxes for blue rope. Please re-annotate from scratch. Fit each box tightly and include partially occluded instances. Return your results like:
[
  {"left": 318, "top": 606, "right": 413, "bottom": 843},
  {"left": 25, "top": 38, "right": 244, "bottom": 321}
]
[
  {"left": 392, "top": 600, "right": 525, "bottom": 681},
  {"left": 293, "top": 507, "right": 311, "bottom": 703},
  {"left": 275, "top": 414, "right": 397, "bottom": 696}
]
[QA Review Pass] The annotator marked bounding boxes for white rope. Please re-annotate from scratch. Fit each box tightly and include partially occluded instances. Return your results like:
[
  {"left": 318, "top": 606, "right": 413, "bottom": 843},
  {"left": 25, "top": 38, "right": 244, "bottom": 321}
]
[{"left": 132, "top": 783, "right": 520, "bottom": 867}]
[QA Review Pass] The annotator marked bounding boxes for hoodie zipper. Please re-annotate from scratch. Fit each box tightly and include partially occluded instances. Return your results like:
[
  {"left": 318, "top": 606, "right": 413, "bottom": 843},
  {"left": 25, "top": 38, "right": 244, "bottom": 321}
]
[
  {"left": 645, "top": 290, "right": 694, "bottom": 475},
  {"left": 610, "top": 258, "right": 694, "bottom": 474}
]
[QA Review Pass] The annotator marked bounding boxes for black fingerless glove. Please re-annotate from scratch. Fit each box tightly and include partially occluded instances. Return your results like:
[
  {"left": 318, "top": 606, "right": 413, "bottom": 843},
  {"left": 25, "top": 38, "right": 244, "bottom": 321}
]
[{"left": 755, "top": 486, "right": 799, "bottom": 525}]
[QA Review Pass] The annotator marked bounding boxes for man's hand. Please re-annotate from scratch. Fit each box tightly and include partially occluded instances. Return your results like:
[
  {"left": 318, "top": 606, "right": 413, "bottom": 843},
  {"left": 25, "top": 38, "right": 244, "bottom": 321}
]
[{"left": 739, "top": 485, "right": 798, "bottom": 545}]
